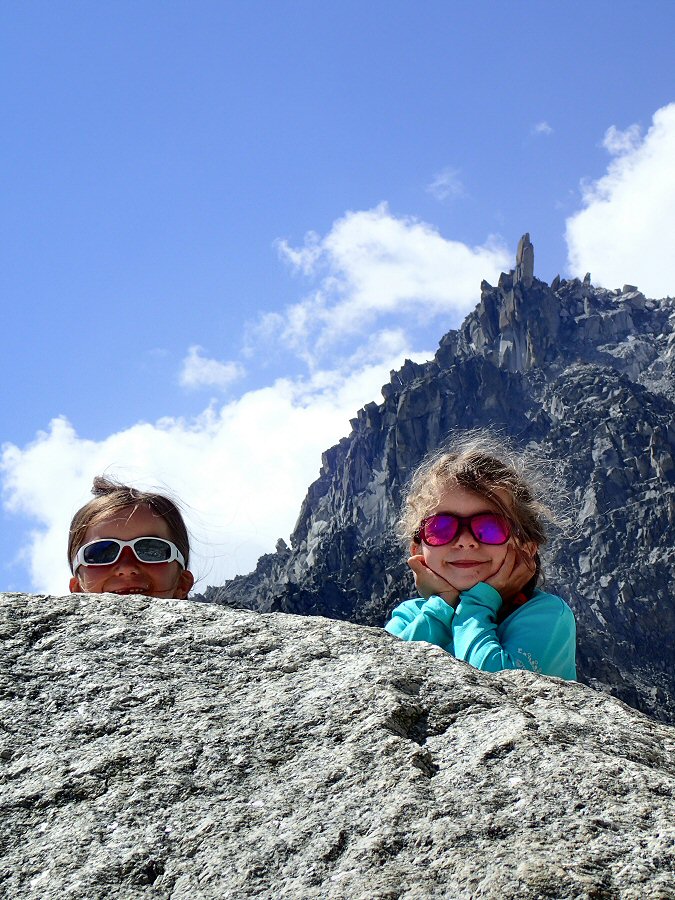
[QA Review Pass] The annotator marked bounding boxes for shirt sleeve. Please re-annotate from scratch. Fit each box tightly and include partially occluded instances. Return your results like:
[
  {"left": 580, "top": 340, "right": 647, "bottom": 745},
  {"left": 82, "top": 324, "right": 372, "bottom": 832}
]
[
  {"left": 451, "top": 582, "right": 577, "bottom": 679},
  {"left": 384, "top": 596, "right": 456, "bottom": 650}
]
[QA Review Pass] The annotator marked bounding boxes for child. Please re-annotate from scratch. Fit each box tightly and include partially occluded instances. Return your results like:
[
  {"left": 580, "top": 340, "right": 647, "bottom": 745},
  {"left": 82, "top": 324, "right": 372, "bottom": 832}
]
[
  {"left": 68, "top": 476, "right": 194, "bottom": 599},
  {"left": 385, "top": 431, "right": 576, "bottom": 679}
]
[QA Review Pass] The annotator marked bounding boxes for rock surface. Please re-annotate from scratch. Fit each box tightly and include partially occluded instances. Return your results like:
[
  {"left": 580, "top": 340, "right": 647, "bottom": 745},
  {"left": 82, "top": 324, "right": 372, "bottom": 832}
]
[
  {"left": 514, "top": 232, "right": 534, "bottom": 289},
  {"left": 203, "top": 239, "right": 675, "bottom": 725},
  {"left": 2, "top": 592, "right": 675, "bottom": 899}
]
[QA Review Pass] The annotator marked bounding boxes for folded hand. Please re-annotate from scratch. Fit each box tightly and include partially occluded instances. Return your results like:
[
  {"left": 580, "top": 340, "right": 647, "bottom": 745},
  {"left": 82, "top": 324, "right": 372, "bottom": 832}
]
[
  {"left": 485, "top": 545, "right": 536, "bottom": 601},
  {"left": 407, "top": 555, "right": 460, "bottom": 608}
]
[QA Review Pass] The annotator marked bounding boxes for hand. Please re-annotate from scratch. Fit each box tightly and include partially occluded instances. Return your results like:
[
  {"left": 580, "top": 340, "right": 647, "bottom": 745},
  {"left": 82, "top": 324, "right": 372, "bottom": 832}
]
[
  {"left": 407, "top": 555, "right": 460, "bottom": 608},
  {"left": 485, "top": 545, "right": 536, "bottom": 602}
]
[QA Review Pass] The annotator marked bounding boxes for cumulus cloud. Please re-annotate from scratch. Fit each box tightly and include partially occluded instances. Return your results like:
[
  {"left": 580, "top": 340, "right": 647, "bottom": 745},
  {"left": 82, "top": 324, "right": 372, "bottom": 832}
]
[
  {"left": 1, "top": 339, "right": 432, "bottom": 596},
  {"left": 2, "top": 203, "right": 513, "bottom": 595},
  {"left": 426, "top": 167, "right": 465, "bottom": 201},
  {"left": 532, "top": 121, "right": 553, "bottom": 136},
  {"left": 271, "top": 204, "right": 510, "bottom": 362},
  {"left": 602, "top": 123, "right": 642, "bottom": 156},
  {"left": 179, "top": 345, "right": 245, "bottom": 390},
  {"left": 566, "top": 103, "right": 675, "bottom": 297}
]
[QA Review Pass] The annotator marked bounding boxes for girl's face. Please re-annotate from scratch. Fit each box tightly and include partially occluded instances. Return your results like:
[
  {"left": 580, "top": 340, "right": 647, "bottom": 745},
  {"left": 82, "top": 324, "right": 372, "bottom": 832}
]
[
  {"left": 411, "top": 483, "right": 535, "bottom": 593},
  {"left": 69, "top": 504, "right": 194, "bottom": 599}
]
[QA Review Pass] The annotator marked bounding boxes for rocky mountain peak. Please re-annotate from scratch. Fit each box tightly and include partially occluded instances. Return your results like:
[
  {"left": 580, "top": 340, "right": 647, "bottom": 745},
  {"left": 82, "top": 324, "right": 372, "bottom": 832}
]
[
  {"left": 203, "top": 239, "right": 675, "bottom": 724},
  {"left": 446, "top": 234, "right": 660, "bottom": 379},
  {"left": 515, "top": 231, "right": 535, "bottom": 287}
]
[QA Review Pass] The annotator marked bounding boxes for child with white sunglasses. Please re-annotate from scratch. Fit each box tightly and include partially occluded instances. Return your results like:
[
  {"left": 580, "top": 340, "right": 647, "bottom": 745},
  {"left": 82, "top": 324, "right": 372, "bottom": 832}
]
[
  {"left": 385, "top": 431, "right": 576, "bottom": 679},
  {"left": 68, "top": 476, "right": 194, "bottom": 599}
]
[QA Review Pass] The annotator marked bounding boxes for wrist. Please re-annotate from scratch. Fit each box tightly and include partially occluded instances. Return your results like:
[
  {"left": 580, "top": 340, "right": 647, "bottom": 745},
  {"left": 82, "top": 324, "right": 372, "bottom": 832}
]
[
  {"left": 459, "top": 581, "right": 502, "bottom": 609},
  {"left": 424, "top": 593, "right": 459, "bottom": 619},
  {"left": 434, "top": 589, "right": 459, "bottom": 609}
]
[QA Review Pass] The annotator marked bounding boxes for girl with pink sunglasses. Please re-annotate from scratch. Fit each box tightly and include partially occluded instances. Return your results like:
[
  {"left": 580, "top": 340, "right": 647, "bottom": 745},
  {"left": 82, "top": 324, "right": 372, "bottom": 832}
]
[{"left": 385, "top": 431, "right": 576, "bottom": 679}]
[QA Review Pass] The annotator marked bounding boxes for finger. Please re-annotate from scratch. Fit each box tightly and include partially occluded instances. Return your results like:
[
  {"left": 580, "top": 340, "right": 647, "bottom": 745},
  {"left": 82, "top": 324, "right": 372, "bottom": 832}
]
[
  {"left": 407, "top": 553, "right": 428, "bottom": 563},
  {"left": 406, "top": 557, "right": 459, "bottom": 603},
  {"left": 430, "top": 562, "right": 463, "bottom": 591},
  {"left": 426, "top": 568, "right": 455, "bottom": 589}
]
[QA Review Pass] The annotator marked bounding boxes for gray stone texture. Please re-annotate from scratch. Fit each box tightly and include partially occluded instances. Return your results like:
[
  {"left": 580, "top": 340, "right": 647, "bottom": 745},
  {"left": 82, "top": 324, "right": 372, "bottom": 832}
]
[
  {"left": 203, "top": 244, "right": 675, "bottom": 725},
  {"left": 3, "top": 593, "right": 675, "bottom": 899},
  {"left": 514, "top": 233, "right": 534, "bottom": 289}
]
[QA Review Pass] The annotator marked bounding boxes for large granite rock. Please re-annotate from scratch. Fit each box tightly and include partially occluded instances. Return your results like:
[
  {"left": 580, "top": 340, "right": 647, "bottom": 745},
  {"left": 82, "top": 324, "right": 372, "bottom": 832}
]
[
  {"left": 203, "top": 240, "right": 675, "bottom": 725},
  {"left": 2, "top": 593, "right": 675, "bottom": 899}
]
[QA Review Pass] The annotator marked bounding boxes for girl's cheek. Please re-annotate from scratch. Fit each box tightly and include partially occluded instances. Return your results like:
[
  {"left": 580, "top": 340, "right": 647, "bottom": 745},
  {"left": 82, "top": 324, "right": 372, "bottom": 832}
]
[
  {"left": 422, "top": 544, "right": 433, "bottom": 565},
  {"left": 490, "top": 548, "right": 509, "bottom": 575}
]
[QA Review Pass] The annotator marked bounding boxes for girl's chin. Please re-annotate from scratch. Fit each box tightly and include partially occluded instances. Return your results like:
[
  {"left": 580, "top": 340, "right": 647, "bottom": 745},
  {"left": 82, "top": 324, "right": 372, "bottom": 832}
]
[
  {"left": 449, "top": 574, "right": 483, "bottom": 587},
  {"left": 444, "top": 565, "right": 496, "bottom": 587}
]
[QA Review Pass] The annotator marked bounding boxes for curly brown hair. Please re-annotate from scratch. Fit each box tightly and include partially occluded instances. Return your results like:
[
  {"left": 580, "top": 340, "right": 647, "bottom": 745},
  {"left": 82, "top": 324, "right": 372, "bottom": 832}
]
[
  {"left": 399, "top": 430, "right": 566, "bottom": 574},
  {"left": 68, "top": 476, "right": 190, "bottom": 573}
]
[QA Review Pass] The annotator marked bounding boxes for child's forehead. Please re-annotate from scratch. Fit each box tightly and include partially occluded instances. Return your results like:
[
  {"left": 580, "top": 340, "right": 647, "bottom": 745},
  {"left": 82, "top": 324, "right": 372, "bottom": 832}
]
[
  {"left": 430, "top": 480, "right": 511, "bottom": 513},
  {"left": 87, "top": 503, "right": 169, "bottom": 536}
]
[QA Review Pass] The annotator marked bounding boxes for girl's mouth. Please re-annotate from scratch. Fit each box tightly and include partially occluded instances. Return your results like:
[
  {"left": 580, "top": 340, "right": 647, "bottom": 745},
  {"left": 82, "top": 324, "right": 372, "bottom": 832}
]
[
  {"left": 112, "top": 587, "right": 148, "bottom": 595},
  {"left": 448, "top": 560, "right": 485, "bottom": 568}
]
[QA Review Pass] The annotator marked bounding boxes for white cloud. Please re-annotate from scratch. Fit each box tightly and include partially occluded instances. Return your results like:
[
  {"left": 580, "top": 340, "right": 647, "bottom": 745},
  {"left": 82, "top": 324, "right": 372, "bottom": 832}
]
[
  {"left": 533, "top": 121, "right": 553, "bottom": 136},
  {"left": 179, "top": 345, "right": 245, "bottom": 390},
  {"left": 426, "top": 167, "right": 465, "bottom": 201},
  {"left": 1, "top": 340, "right": 432, "bottom": 597},
  {"left": 2, "top": 203, "right": 515, "bottom": 596},
  {"left": 276, "top": 230, "right": 322, "bottom": 275},
  {"left": 602, "top": 123, "right": 642, "bottom": 156},
  {"left": 271, "top": 204, "right": 510, "bottom": 362},
  {"left": 566, "top": 103, "right": 675, "bottom": 297}
]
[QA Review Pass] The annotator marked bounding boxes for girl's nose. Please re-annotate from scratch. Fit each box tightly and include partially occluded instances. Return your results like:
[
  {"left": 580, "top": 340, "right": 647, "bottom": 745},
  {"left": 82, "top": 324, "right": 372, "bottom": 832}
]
[
  {"left": 452, "top": 523, "right": 478, "bottom": 547},
  {"left": 114, "top": 546, "right": 140, "bottom": 571}
]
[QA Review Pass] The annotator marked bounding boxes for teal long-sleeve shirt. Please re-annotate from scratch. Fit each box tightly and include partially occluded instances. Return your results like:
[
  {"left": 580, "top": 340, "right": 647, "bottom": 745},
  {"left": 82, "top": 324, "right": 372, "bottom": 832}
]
[{"left": 385, "top": 582, "right": 576, "bottom": 680}]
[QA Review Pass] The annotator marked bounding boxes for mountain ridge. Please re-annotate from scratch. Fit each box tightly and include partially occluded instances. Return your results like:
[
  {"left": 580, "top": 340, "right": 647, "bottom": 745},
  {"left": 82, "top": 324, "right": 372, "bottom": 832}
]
[{"left": 202, "top": 235, "right": 675, "bottom": 723}]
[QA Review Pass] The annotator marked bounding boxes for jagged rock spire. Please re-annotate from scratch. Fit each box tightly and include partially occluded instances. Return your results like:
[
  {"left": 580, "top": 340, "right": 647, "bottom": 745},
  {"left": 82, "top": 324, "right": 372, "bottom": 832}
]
[
  {"left": 202, "top": 263, "right": 675, "bottom": 724},
  {"left": 514, "top": 233, "right": 534, "bottom": 288}
]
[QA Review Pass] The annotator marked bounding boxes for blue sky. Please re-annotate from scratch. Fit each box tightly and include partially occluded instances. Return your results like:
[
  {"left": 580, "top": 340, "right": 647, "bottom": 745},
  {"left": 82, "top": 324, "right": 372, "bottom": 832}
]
[{"left": 2, "top": 1, "right": 675, "bottom": 594}]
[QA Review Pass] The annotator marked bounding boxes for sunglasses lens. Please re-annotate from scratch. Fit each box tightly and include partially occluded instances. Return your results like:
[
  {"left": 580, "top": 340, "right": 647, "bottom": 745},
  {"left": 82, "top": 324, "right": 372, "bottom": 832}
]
[
  {"left": 472, "top": 514, "right": 510, "bottom": 545},
  {"left": 422, "top": 515, "right": 459, "bottom": 546},
  {"left": 419, "top": 513, "right": 511, "bottom": 546},
  {"left": 83, "top": 540, "right": 121, "bottom": 565},
  {"left": 134, "top": 538, "right": 173, "bottom": 562}
]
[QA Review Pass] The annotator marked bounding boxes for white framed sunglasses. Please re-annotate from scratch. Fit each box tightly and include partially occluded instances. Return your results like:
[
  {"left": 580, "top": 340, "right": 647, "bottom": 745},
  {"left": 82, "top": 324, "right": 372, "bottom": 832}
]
[{"left": 72, "top": 536, "right": 186, "bottom": 572}]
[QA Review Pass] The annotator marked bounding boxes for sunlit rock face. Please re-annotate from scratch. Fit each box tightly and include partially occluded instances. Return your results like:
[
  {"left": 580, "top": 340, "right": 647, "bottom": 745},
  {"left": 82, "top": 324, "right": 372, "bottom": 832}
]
[
  {"left": 203, "top": 238, "right": 675, "bottom": 724},
  {"left": 3, "top": 593, "right": 675, "bottom": 899}
]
